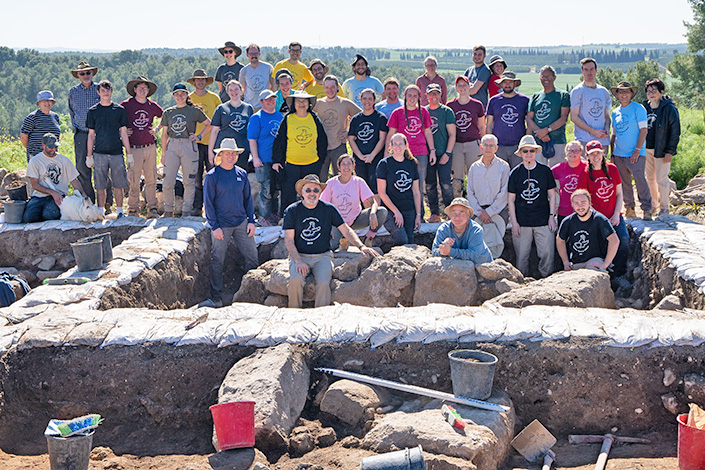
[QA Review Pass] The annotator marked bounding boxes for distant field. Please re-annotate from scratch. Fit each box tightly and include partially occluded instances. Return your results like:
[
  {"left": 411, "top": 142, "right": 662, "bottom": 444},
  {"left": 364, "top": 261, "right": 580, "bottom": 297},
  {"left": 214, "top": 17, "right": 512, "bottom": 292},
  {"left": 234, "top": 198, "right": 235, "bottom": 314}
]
[{"left": 514, "top": 73, "right": 583, "bottom": 95}]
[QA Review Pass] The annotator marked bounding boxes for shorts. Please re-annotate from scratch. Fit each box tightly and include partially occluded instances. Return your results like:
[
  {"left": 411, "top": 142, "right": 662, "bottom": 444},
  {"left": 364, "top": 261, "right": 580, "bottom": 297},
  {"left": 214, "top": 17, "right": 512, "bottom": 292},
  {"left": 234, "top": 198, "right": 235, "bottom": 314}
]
[{"left": 94, "top": 153, "right": 128, "bottom": 190}]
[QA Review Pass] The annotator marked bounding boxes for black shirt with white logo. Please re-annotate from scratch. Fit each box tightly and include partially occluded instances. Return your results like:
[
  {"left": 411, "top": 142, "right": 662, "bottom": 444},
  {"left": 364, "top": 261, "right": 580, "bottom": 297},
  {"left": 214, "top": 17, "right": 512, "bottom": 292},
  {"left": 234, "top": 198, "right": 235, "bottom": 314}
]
[
  {"left": 348, "top": 110, "right": 389, "bottom": 159},
  {"left": 558, "top": 209, "right": 615, "bottom": 263},
  {"left": 283, "top": 200, "right": 345, "bottom": 254},
  {"left": 376, "top": 156, "right": 419, "bottom": 213},
  {"left": 508, "top": 162, "right": 556, "bottom": 227}
]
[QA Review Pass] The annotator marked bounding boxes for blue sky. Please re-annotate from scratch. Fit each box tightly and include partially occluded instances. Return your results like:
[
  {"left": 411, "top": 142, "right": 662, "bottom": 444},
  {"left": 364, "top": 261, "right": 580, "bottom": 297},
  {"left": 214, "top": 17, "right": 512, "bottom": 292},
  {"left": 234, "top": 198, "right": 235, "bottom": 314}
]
[{"left": 1, "top": 0, "right": 694, "bottom": 51}]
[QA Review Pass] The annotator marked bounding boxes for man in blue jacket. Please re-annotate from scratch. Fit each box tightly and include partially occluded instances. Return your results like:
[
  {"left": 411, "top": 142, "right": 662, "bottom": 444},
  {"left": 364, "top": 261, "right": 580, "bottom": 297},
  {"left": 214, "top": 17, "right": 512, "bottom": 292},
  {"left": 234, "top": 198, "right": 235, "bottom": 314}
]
[{"left": 432, "top": 197, "right": 492, "bottom": 264}]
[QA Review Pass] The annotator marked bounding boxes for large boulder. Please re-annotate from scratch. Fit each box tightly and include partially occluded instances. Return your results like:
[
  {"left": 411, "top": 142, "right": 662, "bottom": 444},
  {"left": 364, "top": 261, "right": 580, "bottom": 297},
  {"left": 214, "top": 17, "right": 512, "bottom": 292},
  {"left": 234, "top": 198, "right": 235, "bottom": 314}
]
[
  {"left": 265, "top": 262, "right": 322, "bottom": 302},
  {"left": 475, "top": 259, "right": 524, "bottom": 283},
  {"left": 333, "top": 248, "right": 379, "bottom": 281},
  {"left": 232, "top": 269, "right": 268, "bottom": 304},
  {"left": 319, "top": 379, "right": 383, "bottom": 426},
  {"left": 413, "top": 257, "right": 478, "bottom": 306},
  {"left": 488, "top": 269, "right": 615, "bottom": 309},
  {"left": 333, "top": 245, "right": 430, "bottom": 307},
  {"left": 217, "top": 344, "right": 310, "bottom": 453}
]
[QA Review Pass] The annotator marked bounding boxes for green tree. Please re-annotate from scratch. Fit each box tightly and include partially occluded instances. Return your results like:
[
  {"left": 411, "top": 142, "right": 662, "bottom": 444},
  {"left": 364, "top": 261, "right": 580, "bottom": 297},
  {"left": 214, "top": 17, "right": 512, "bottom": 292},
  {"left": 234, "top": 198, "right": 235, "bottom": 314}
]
[{"left": 669, "top": 0, "right": 705, "bottom": 108}]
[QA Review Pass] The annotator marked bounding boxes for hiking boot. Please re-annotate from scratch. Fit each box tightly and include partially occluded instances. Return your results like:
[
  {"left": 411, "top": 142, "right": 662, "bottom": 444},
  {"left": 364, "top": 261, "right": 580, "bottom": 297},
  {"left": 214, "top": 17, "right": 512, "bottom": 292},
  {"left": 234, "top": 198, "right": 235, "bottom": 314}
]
[
  {"left": 624, "top": 207, "right": 637, "bottom": 218},
  {"left": 148, "top": 208, "right": 159, "bottom": 219},
  {"left": 428, "top": 214, "right": 442, "bottom": 223},
  {"left": 642, "top": 209, "right": 653, "bottom": 221},
  {"left": 198, "top": 298, "right": 223, "bottom": 308},
  {"left": 128, "top": 210, "right": 140, "bottom": 217}
]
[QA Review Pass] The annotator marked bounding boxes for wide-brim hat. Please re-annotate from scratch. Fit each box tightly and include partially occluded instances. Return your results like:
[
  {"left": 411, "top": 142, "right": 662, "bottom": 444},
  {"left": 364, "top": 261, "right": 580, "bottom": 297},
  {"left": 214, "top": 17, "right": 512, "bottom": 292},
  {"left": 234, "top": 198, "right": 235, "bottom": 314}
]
[
  {"left": 187, "top": 69, "right": 214, "bottom": 86},
  {"left": 514, "top": 135, "right": 542, "bottom": 156},
  {"left": 36, "top": 90, "right": 56, "bottom": 104},
  {"left": 495, "top": 71, "right": 522, "bottom": 87},
  {"left": 308, "top": 58, "right": 329, "bottom": 74},
  {"left": 218, "top": 41, "right": 242, "bottom": 58},
  {"left": 214, "top": 138, "right": 245, "bottom": 155},
  {"left": 611, "top": 81, "right": 638, "bottom": 98},
  {"left": 285, "top": 91, "right": 317, "bottom": 110},
  {"left": 488, "top": 55, "right": 507, "bottom": 69},
  {"left": 126, "top": 76, "right": 158, "bottom": 97},
  {"left": 71, "top": 61, "right": 98, "bottom": 78},
  {"left": 295, "top": 174, "right": 327, "bottom": 195},
  {"left": 444, "top": 197, "right": 474, "bottom": 218}
]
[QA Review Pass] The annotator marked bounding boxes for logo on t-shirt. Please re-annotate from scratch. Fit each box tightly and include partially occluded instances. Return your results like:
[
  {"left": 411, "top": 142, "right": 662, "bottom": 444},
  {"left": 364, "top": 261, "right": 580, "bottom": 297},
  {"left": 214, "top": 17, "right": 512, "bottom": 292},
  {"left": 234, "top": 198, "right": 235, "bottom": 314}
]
[
  {"left": 133, "top": 110, "right": 151, "bottom": 130},
  {"left": 500, "top": 104, "right": 520, "bottom": 126},
  {"left": 300, "top": 217, "right": 322, "bottom": 244},
  {"left": 573, "top": 230, "right": 590, "bottom": 254},
  {"left": 222, "top": 71, "right": 237, "bottom": 85},
  {"left": 295, "top": 127, "right": 314, "bottom": 146},
  {"left": 269, "top": 120, "right": 281, "bottom": 137},
  {"left": 647, "top": 112, "right": 656, "bottom": 129},
  {"left": 588, "top": 98, "right": 604, "bottom": 119},
  {"left": 249, "top": 76, "right": 265, "bottom": 94},
  {"left": 394, "top": 170, "right": 413, "bottom": 192},
  {"left": 614, "top": 118, "right": 630, "bottom": 135},
  {"left": 521, "top": 178, "right": 540, "bottom": 202},
  {"left": 357, "top": 122, "right": 375, "bottom": 142},
  {"left": 563, "top": 174, "right": 579, "bottom": 192},
  {"left": 45, "top": 162, "right": 62, "bottom": 185},
  {"left": 405, "top": 115, "right": 422, "bottom": 136},
  {"left": 535, "top": 100, "right": 552, "bottom": 121},
  {"left": 336, "top": 193, "right": 354, "bottom": 218},
  {"left": 321, "top": 109, "right": 340, "bottom": 129},
  {"left": 228, "top": 113, "right": 247, "bottom": 132},
  {"left": 430, "top": 116, "right": 439, "bottom": 135},
  {"left": 171, "top": 114, "right": 188, "bottom": 135},
  {"left": 455, "top": 111, "right": 473, "bottom": 131},
  {"left": 595, "top": 177, "right": 614, "bottom": 200}
]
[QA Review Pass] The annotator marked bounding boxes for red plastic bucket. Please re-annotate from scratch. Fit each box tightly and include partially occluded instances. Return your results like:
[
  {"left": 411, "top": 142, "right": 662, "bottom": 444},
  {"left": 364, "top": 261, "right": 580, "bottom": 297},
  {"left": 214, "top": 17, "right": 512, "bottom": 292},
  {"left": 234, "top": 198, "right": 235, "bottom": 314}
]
[
  {"left": 678, "top": 413, "right": 705, "bottom": 470},
  {"left": 210, "top": 401, "right": 255, "bottom": 451}
]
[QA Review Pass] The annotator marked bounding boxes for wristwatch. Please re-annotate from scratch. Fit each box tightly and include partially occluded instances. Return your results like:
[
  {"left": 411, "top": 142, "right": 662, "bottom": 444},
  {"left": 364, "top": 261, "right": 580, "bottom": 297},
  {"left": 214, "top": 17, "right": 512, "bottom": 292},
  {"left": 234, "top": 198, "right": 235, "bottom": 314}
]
[{"left": 445, "top": 151, "right": 452, "bottom": 157}]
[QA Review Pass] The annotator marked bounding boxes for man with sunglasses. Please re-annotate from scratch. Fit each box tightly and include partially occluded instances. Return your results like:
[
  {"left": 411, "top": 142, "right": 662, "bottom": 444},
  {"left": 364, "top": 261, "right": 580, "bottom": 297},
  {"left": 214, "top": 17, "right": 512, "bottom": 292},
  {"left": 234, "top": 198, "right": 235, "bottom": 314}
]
[
  {"left": 216, "top": 41, "right": 244, "bottom": 103},
  {"left": 68, "top": 61, "right": 100, "bottom": 203},
  {"left": 507, "top": 135, "right": 558, "bottom": 278},
  {"left": 283, "top": 174, "right": 379, "bottom": 308}
]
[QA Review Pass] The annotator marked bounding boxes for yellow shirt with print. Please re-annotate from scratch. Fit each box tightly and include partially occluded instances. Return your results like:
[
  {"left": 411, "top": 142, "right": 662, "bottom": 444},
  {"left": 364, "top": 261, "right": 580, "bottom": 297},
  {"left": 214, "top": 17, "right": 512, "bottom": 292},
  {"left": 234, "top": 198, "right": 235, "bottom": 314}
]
[
  {"left": 305, "top": 82, "right": 345, "bottom": 99},
  {"left": 286, "top": 114, "right": 318, "bottom": 165},
  {"left": 189, "top": 91, "right": 220, "bottom": 145},
  {"left": 273, "top": 60, "right": 314, "bottom": 90}
]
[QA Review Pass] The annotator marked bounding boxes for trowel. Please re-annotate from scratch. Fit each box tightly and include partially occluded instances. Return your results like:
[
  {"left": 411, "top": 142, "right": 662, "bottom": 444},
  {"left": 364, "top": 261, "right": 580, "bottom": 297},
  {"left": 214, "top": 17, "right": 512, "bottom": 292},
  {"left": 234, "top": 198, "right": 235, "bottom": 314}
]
[{"left": 511, "top": 419, "right": 557, "bottom": 470}]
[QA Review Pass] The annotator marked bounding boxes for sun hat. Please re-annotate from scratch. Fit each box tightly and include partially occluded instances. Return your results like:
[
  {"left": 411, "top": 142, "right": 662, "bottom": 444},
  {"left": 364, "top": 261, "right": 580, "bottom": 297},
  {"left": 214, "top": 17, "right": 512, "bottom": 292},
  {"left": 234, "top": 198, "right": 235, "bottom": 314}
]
[
  {"left": 444, "top": 197, "right": 474, "bottom": 218},
  {"left": 126, "top": 76, "right": 158, "bottom": 97},
  {"left": 295, "top": 174, "right": 327, "bottom": 195},
  {"left": 514, "top": 135, "right": 542, "bottom": 156},
  {"left": 218, "top": 41, "right": 242, "bottom": 58},
  {"left": 494, "top": 71, "right": 522, "bottom": 87},
  {"left": 308, "top": 59, "right": 329, "bottom": 74},
  {"left": 71, "top": 61, "right": 98, "bottom": 78},
  {"left": 187, "top": 69, "right": 214, "bottom": 86},
  {"left": 284, "top": 90, "right": 317, "bottom": 110},
  {"left": 488, "top": 55, "right": 507, "bottom": 69},
  {"left": 610, "top": 81, "right": 638, "bottom": 98},
  {"left": 36, "top": 90, "right": 56, "bottom": 104}
]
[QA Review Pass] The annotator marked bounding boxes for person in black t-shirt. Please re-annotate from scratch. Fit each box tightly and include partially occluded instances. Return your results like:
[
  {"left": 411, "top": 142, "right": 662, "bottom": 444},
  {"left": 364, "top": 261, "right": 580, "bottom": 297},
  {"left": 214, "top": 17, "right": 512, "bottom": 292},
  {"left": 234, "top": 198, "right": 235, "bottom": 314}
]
[
  {"left": 348, "top": 88, "right": 389, "bottom": 192},
  {"left": 283, "top": 174, "right": 379, "bottom": 308},
  {"left": 557, "top": 189, "right": 619, "bottom": 272}
]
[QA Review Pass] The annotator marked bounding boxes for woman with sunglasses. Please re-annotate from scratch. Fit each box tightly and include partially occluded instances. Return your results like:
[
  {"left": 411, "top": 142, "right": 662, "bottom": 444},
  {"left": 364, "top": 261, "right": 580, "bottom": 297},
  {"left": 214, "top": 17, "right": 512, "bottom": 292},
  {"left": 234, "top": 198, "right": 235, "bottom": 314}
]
[
  {"left": 215, "top": 42, "right": 244, "bottom": 103},
  {"left": 377, "top": 133, "right": 422, "bottom": 245}
]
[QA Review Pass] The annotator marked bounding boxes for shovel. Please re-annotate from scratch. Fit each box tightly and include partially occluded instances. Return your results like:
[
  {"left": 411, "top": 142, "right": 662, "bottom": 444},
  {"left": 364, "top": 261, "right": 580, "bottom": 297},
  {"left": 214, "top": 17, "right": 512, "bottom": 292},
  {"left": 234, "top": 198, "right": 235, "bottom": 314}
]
[{"left": 511, "top": 419, "right": 557, "bottom": 470}]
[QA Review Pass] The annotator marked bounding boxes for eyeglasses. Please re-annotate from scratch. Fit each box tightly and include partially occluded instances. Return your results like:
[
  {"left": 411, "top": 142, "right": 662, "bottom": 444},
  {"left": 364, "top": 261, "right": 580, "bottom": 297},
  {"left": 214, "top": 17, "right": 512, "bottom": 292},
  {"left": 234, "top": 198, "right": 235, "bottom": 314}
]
[
  {"left": 223, "top": 49, "right": 235, "bottom": 54},
  {"left": 645, "top": 88, "right": 659, "bottom": 94},
  {"left": 566, "top": 149, "right": 582, "bottom": 154},
  {"left": 303, "top": 188, "right": 320, "bottom": 194},
  {"left": 521, "top": 149, "right": 537, "bottom": 154},
  {"left": 78, "top": 71, "right": 92, "bottom": 76}
]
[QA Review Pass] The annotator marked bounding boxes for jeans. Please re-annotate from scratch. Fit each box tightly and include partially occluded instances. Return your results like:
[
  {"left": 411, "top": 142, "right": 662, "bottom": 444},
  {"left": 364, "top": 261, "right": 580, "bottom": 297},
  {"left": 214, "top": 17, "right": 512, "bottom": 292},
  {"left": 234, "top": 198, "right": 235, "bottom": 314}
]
[
  {"left": 354, "top": 154, "right": 384, "bottom": 193},
  {"left": 255, "top": 163, "right": 278, "bottom": 218},
  {"left": 280, "top": 160, "right": 323, "bottom": 212},
  {"left": 425, "top": 157, "right": 453, "bottom": 215},
  {"left": 383, "top": 209, "right": 416, "bottom": 245},
  {"left": 23, "top": 196, "right": 60, "bottom": 223},
  {"left": 193, "top": 143, "right": 214, "bottom": 214},
  {"left": 73, "top": 130, "right": 95, "bottom": 202},
  {"left": 612, "top": 215, "right": 630, "bottom": 277},
  {"left": 330, "top": 207, "right": 388, "bottom": 250},
  {"left": 209, "top": 222, "right": 259, "bottom": 302}
]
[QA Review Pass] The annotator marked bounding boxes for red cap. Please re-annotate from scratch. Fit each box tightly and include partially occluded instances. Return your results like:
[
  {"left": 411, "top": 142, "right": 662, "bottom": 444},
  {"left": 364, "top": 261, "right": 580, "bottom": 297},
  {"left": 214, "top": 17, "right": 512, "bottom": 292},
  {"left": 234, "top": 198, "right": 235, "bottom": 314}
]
[
  {"left": 585, "top": 140, "right": 603, "bottom": 154},
  {"left": 455, "top": 75, "right": 470, "bottom": 85}
]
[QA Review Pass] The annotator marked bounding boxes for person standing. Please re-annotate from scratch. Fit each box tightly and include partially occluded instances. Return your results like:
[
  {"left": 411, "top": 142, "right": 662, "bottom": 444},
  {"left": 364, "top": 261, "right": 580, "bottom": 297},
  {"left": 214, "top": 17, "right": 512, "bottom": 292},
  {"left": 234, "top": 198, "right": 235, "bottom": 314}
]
[
  {"left": 487, "top": 55, "right": 507, "bottom": 98},
  {"left": 305, "top": 59, "right": 344, "bottom": 99},
  {"left": 208, "top": 80, "right": 254, "bottom": 170},
  {"left": 188, "top": 69, "right": 222, "bottom": 215},
  {"left": 507, "top": 135, "right": 558, "bottom": 278},
  {"left": 486, "top": 71, "right": 529, "bottom": 169},
  {"left": 21, "top": 90, "right": 61, "bottom": 162},
  {"left": 425, "top": 83, "right": 456, "bottom": 223},
  {"left": 248, "top": 89, "right": 284, "bottom": 225},
  {"left": 376, "top": 77, "right": 403, "bottom": 119},
  {"left": 570, "top": 58, "right": 611, "bottom": 152},
  {"left": 416, "top": 56, "right": 447, "bottom": 106},
  {"left": 643, "top": 78, "right": 680, "bottom": 217},
  {"left": 552, "top": 140, "right": 588, "bottom": 225},
  {"left": 447, "top": 75, "right": 485, "bottom": 197},
  {"left": 68, "top": 61, "right": 99, "bottom": 202},
  {"left": 527, "top": 65, "right": 571, "bottom": 165},
  {"left": 120, "top": 76, "right": 163, "bottom": 218},
  {"left": 348, "top": 88, "right": 388, "bottom": 192},
  {"left": 610, "top": 81, "right": 652, "bottom": 220},
  {"left": 240, "top": 43, "right": 274, "bottom": 110},
  {"left": 272, "top": 42, "right": 314, "bottom": 90},
  {"left": 342, "top": 54, "right": 384, "bottom": 109},
  {"left": 463, "top": 45, "right": 492, "bottom": 108},
  {"left": 274, "top": 69, "right": 295, "bottom": 114},
  {"left": 215, "top": 41, "right": 244, "bottom": 103},
  {"left": 85, "top": 80, "right": 131, "bottom": 218},
  {"left": 313, "top": 75, "right": 361, "bottom": 182}
]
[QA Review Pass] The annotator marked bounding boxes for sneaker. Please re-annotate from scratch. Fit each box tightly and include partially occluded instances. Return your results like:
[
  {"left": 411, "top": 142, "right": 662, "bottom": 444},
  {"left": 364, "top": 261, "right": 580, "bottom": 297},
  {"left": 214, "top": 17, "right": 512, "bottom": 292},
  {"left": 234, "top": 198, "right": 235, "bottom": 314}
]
[
  {"left": 197, "top": 298, "right": 223, "bottom": 308},
  {"left": 642, "top": 209, "right": 653, "bottom": 221},
  {"left": 116, "top": 213, "right": 125, "bottom": 219},
  {"left": 613, "top": 275, "right": 631, "bottom": 290},
  {"left": 428, "top": 214, "right": 442, "bottom": 223},
  {"left": 128, "top": 210, "right": 139, "bottom": 217},
  {"left": 148, "top": 208, "right": 159, "bottom": 219},
  {"left": 624, "top": 207, "right": 637, "bottom": 219},
  {"left": 339, "top": 239, "right": 349, "bottom": 251}
]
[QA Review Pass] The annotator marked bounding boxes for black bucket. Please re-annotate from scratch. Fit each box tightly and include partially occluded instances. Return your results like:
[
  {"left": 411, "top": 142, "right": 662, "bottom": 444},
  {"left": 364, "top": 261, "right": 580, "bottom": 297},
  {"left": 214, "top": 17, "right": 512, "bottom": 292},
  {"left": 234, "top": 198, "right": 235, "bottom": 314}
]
[
  {"left": 79, "top": 233, "right": 113, "bottom": 262},
  {"left": 6, "top": 181, "right": 28, "bottom": 201}
]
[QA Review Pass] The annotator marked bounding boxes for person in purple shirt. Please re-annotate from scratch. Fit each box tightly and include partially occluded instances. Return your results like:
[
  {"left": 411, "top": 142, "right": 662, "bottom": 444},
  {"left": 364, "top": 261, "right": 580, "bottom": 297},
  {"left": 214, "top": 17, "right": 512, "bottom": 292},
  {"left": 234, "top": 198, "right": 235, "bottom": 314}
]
[
  {"left": 202, "top": 138, "right": 258, "bottom": 308},
  {"left": 486, "top": 71, "right": 529, "bottom": 169},
  {"left": 120, "top": 76, "right": 163, "bottom": 218}
]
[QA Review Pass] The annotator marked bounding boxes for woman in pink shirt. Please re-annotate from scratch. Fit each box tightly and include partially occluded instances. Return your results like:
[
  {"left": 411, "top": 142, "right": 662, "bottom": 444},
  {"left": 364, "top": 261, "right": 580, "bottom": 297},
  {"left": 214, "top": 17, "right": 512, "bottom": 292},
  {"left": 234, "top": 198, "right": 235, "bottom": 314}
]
[
  {"left": 320, "top": 154, "right": 388, "bottom": 249},
  {"left": 551, "top": 140, "right": 587, "bottom": 225}
]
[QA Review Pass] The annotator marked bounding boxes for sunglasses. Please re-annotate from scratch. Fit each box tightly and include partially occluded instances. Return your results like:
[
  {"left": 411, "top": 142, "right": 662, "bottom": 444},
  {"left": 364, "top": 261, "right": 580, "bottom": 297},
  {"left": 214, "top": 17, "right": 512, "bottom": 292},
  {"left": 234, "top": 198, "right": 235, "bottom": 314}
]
[
  {"left": 521, "top": 149, "right": 537, "bottom": 154},
  {"left": 223, "top": 49, "right": 235, "bottom": 54},
  {"left": 303, "top": 188, "right": 320, "bottom": 194},
  {"left": 78, "top": 71, "right": 92, "bottom": 76}
]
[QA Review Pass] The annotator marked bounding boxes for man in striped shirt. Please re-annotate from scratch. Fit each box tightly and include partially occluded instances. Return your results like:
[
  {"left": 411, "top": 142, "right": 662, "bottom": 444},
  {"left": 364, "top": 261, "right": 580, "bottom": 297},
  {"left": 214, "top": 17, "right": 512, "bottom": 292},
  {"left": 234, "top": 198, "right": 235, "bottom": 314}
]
[{"left": 68, "top": 61, "right": 99, "bottom": 202}]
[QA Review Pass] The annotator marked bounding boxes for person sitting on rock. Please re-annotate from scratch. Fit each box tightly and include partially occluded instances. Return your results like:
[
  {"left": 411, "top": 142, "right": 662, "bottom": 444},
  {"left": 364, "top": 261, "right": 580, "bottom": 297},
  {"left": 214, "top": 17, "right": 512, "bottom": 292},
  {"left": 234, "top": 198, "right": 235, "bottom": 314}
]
[
  {"left": 556, "top": 189, "right": 619, "bottom": 272},
  {"left": 431, "top": 197, "right": 492, "bottom": 263},
  {"left": 283, "top": 174, "right": 379, "bottom": 308}
]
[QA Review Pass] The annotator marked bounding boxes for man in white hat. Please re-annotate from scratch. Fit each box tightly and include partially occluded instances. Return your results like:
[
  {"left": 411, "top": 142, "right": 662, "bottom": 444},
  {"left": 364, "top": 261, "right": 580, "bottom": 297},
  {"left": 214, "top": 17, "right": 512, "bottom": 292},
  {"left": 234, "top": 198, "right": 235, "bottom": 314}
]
[
  {"left": 215, "top": 41, "right": 244, "bottom": 103},
  {"left": 431, "top": 197, "right": 492, "bottom": 263},
  {"left": 283, "top": 174, "right": 379, "bottom": 308},
  {"left": 120, "top": 76, "right": 163, "bottom": 218},
  {"left": 68, "top": 61, "right": 99, "bottom": 202},
  {"left": 507, "top": 135, "right": 558, "bottom": 278},
  {"left": 203, "top": 138, "right": 258, "bottom": 308},
  {"left": 239, "top": 43, "right": 274, "bottom": 110}
]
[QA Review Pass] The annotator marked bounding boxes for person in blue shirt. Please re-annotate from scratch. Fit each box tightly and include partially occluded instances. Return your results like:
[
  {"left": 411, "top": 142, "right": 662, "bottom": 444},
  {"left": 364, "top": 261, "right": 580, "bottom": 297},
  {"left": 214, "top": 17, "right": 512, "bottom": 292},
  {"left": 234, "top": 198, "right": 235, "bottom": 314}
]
[
  {"left": 202, "top": 138, "right": 258, "bottom": 308},
  {"left": 432, "top": 197, "right": 492, "bottom": 264}
]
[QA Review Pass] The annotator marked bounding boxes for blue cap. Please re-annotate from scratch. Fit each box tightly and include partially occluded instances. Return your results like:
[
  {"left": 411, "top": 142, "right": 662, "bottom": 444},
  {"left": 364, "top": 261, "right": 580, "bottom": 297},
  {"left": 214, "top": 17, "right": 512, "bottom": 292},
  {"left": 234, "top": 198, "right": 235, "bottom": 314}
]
[
  {"left": 172, "top": 83, "right": 189, "bottom": 93},
  {"left": 36, "top": 90, "right": 56, "bottom": 104}
]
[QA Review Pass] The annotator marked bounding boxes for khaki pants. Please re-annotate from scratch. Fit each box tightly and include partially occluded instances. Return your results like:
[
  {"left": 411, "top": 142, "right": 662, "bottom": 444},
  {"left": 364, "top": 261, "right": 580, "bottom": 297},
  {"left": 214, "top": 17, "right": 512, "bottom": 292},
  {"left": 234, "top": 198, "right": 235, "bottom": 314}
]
[
  {"left": 613, "top": 154, "right": 652, "bottom": 212},
  {"left": 451, "top": 140, "right": 481, "bottom": 197},
  {"left": 288, "top": 251, "right": 334, "bottom": 308},
  {"left": 645, "top": 149, "right": 671, "bottom": 214},
  {"left": 163, "top": 138, "right": 198, "bottom": 214},
  {"left": 496, "top": 145, "right": 521, "bottom": 169},
  {"left": 128, "top": 144, "right": 158, "bottom": 212},
  {"left": 512, "top": 224, "right": 554, "bottom": 278},
  {"left": 536, "top": 143, "right": 566, "bottom": 166}
]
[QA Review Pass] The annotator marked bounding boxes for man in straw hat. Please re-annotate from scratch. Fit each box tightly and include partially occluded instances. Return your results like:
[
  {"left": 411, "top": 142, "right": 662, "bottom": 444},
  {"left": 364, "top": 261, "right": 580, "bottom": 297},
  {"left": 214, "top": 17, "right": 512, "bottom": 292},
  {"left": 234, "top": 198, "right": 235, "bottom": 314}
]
[
  {"left": 216, "top": 41, "right": 244, "bottom": 103},
  {"left": 187, "top": 68, "right": 221, "bottom": 216},
  {"left": 68, "top": 60, "right": 100, "bottom": 202},
  {"left": 507, "top": 135, "right": 558, "bottom": 278},
  {"left": 283, "top": 174, "right": 379, "bottom": 308},
  {"left": 486, "top": 71, "right": 529, "bottom": 169},
  {"left": 431, "top": 197, "right": 492, "bottom": 263},
  {"left": 240, "top": 43, "right": 274, "bottom": 110},
  {"left": 202, "top": 138, "right": 258, "bottom": 308},
  {"left": 272, "top": 41, "right": 314, "bottom": 90},
  {"left": 120, "top": 76, "right": 163, "bottom": 218},
  {"left": 610, "top": 81, "right": 652, "bottom": 220},
  {"left": 305, "top": 59, "right": 344, "bottom": 99}
]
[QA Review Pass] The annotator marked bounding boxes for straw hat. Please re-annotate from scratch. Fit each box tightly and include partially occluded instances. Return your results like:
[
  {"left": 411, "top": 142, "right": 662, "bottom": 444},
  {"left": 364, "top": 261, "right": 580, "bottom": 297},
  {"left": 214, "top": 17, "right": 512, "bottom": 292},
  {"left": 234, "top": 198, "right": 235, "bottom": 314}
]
[
  {"left": 187, "top": 69, "right": 214, "bottom": 86},
  {"left": 295, "top": 174, "right": 327, "bottom": 195},
  {"left": 126, "top": 76, "right": 158, "bottom": 97},
  {"left": 444, "top": 197, "right": 474, "bottom": 218},
  {"left": 71, "top": 61, "right": 98, "bottom": 78}
]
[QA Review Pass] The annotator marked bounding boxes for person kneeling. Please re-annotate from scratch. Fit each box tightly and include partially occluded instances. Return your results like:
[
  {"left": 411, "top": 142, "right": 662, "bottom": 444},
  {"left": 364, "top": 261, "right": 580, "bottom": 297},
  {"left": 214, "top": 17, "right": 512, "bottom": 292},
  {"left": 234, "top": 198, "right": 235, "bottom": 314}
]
[
  {"left": 556, "top": 189, "right": 619, "bottom": 272},
  {"left": 283, "top": 174, "right": 380, "bottom": 308},
  {"left": 431, "top": 197, "right": 492, "bottom": 264}
]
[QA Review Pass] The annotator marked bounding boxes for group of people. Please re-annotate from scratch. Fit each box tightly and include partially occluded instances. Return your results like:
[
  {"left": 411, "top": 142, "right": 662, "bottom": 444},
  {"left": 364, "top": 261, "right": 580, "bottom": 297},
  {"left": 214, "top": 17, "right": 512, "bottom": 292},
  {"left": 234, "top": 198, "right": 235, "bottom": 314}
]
[{"left": 17, "top": 42, "right": 681, "bottom": 306}]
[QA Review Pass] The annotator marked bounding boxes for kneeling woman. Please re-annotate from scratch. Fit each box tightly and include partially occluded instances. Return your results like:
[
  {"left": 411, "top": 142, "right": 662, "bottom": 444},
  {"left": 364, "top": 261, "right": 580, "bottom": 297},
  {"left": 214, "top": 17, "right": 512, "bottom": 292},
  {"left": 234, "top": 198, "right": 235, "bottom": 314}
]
[
  {"left": 320, "top": 154, "right": 388, "bottom": 249},
  {"left": 377, "top": 133, "right": 421, "bottom": 245}
]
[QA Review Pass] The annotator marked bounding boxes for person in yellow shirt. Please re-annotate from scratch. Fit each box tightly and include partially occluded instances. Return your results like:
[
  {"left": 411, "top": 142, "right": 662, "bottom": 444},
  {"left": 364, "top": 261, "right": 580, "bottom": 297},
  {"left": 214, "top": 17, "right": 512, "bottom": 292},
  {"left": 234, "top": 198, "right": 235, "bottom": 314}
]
[
  {"left": 272, "top": 42, "right": 314, "bottom": 90},
  {"left": 187, "top": 69, "right": 222, "bottom": 215},
  {"left": 305, "top": 59, "right": 344, "bottom": 99}
]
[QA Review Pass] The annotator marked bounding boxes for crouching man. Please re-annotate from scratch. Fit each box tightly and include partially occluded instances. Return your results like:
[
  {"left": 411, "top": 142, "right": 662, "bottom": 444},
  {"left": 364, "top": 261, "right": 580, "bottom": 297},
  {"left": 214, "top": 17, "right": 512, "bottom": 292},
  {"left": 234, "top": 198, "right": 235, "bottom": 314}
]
[
  {"left": 556, "top": 189, "right": 619, "bottom": 271},
  {"left": 203, "top": 139, "right": 258, "bottom": 308},
  {"left": 24, "top": 133, "right": 88, "bottom": 223},
  {"left": 431, "top": 197, "right": 492, "bottom": 263},
  {"left": 283, "top": 174, "right": 380, "bottom": 308}
]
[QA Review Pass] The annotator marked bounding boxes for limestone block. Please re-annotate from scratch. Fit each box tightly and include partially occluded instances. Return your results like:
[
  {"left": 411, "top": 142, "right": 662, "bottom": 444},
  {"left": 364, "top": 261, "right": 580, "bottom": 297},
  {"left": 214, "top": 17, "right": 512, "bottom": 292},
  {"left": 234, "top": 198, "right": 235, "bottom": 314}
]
[
  {"left": 413, "top": 257, "right": 478, "bottom": 306},
  {"left": 36, "top": 255, "right": 56, "bottom": 271},
  {"left": 233, "top": 269, "right": 268, "bottom": 304},
  {"left": 265, "top": 264, "right": 321, "bottom": 302},
  {"left": 332, "top": 248, "right": 378, "bottom": 282},
  {"left": 495, "top": 279, "right": 521, "bottom": 294},
  {"left": 36, "top": 270, "right": 63, "bottom": 281},
  {"left": 320, "top": 379, "right": 383, "bottom": 426},
  {"left": 475, "top": 258, "right": 524, "bottom": 282},
  {"left": 654, "top": 295, "right": 683, "bottom": 311}
]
